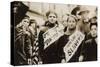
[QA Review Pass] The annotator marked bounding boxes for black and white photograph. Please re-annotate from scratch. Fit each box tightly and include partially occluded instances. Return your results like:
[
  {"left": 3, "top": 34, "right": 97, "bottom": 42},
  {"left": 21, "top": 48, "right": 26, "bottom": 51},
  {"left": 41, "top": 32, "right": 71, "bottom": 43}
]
[{"left": 11, "top": 1, "right": 97, "bottom": 66}]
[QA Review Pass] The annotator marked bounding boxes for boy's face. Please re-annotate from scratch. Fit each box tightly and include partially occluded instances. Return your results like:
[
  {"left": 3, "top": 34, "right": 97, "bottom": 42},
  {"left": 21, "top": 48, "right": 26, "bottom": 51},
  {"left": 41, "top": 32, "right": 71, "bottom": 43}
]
[
  {"left": 90, "top": 25, "right": 97, "bottom": 38},
  {"left": 48, "top": 13, "right": 57, "bottom": 24}
]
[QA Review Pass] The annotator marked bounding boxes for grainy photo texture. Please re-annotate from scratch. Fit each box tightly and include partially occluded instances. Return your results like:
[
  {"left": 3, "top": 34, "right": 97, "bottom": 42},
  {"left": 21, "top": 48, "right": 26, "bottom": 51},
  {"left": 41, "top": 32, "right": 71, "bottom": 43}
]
[{"left": 11, "top": 1, "right": 97, "bottom": 66}]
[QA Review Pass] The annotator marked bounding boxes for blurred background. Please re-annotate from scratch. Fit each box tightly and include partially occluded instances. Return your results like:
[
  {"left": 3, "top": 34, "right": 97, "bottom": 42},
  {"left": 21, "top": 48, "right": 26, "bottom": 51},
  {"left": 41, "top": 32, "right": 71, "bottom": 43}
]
[
  {"left": 12, "top": 1, "right": 97, "bottom": 28},
  {"left": 23, "top": 2, "right": 97, "bottom": 26}
]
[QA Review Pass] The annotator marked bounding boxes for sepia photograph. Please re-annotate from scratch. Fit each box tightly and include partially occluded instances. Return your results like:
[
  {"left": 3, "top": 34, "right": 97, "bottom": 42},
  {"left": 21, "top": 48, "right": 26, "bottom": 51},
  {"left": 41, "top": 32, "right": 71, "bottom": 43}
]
[{"left": 11, "top": 1, "right": 97, "bottom": 66}]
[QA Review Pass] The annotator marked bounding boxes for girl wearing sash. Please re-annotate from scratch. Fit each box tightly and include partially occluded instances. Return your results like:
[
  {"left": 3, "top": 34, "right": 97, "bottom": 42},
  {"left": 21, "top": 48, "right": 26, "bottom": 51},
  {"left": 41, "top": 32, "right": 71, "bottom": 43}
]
[
  {"left": 57, "top": 15, "right": 85, "bottom": 62},
  {"left": 38, "top": 11, "right": 60, "bottom": 64}
]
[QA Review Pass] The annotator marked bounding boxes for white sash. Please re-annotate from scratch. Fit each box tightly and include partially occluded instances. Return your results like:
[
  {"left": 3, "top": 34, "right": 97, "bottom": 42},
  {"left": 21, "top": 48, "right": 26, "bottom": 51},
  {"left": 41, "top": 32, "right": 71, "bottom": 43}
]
[
  {"left": 63, "top": 31, "right": 85, "bottom": 62},
  {"left": 43, "top": 24, "right": 64, "bottom": 50}
]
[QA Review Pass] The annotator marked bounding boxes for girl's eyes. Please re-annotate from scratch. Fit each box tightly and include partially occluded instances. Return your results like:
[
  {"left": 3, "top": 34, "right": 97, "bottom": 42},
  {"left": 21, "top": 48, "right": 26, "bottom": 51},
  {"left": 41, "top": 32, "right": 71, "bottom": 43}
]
[
  {"left": 24, "top": 21, "right": 29, "bottom": 23},
  {"left": 69, "top": 21, "right": 75, "bottom": 23},
  {"left": 49, "top": 16, "right": 56, "bottom": 18}
]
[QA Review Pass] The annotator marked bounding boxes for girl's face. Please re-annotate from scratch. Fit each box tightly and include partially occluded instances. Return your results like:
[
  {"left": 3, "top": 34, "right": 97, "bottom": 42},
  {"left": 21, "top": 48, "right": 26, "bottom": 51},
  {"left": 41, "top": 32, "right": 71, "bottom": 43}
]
[
  {"left": 31, "top": 23, "right": 36, "bottom": 29},
  {"left": 48, "top": 13, "right": 57, "bottom": 24},
  {"left": 22, "top": 18, "right": 30, "bottom": 28},
  {"left": 90, "top": 25, "right": 97, "bottom": 38},
  {"left": 63, "top": 20, "right": 68, "bottom": 27},
  {"left": 22, "top": 18, "right": 30, "bottom": 31},
  {"left": 67, "top": 17, "right": 77, "bottom": 30},
  {"left": 62, "top": 15, "right": 68, "bottom": 27},
  {"left": 30, "top": 23, "right": 36, "bottom": 35}
]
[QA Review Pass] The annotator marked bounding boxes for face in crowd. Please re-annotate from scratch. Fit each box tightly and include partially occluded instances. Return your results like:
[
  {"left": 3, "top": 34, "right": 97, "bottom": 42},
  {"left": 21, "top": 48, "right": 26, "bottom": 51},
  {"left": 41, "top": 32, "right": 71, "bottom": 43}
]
[
  {"left": 29, "top": 20, "right": 36, "bottom": 29},
  {"left": 46, "top": 11, "right": 57, "bottom": 24},
  {"left": 91, "top": 17, "right": 97, "bottom": 23},
  {"left": 22, "top": 16, "right": 30, "bottom": 30},
  {"left": 29, "top": 19, "right": 36, "bottom": 35},
  {"left": 90, "top": 24, "right": 97, "bottom": 38},
  {"left": 62, "top": 15, "right": 69, "bottom": 27},
  {"left": 67, "top": 15, "right": 77, "bottom": 30},
  {"left": 80, "top": 11, "right": 89, "bottom": 22}
]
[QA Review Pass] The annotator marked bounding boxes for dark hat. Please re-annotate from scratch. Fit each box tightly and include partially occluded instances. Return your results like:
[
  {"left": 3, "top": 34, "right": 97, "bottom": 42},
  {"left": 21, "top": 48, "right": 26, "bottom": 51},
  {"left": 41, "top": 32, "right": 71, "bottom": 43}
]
[{"left": 71, "top": 6, "right": 80, "bottom": 15}]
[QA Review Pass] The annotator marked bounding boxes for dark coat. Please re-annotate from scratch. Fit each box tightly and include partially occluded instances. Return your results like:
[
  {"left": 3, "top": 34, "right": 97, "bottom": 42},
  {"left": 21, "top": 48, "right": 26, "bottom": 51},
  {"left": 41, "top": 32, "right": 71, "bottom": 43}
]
[
  {"left": 57, "top": 34, "right": 84, "bottom": 62},
  {"left": 38, "top": 30, "right": 64, "bottom": 64},
  {"left": 14, "top": 27, "right": 32, "bottom": 65},
  {"left": 38, "top": 21, "right": 64, "bottom": 64},
  {"left": 81, "top": 38, "right": 97, "bottom": 61}
]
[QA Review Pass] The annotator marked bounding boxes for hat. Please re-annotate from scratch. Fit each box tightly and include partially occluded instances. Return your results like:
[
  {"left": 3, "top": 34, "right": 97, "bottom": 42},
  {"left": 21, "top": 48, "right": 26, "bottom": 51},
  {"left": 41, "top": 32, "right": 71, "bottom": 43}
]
[
  {"left": 78, "top": 9, "right": 89, "bottom": 15},
  {"left": 71, "top": 6, "right": 80, "bottom": 15},
  {"left": 77, "top": 6, "right": 90, "bottom": 15}
]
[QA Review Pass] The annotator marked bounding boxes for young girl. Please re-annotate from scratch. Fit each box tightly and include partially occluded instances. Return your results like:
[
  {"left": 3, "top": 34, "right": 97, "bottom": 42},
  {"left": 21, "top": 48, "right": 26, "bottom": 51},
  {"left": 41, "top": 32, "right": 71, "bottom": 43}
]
[{"left": 38, "top": 11, "right": 61, "bottom": 64}]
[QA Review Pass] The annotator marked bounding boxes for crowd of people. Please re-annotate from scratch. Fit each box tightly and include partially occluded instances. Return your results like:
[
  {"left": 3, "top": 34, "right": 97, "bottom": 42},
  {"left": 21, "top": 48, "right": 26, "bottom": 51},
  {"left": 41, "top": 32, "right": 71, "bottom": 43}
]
[{"left": 14, "top": 5, "right": 97, "bottom": 65}]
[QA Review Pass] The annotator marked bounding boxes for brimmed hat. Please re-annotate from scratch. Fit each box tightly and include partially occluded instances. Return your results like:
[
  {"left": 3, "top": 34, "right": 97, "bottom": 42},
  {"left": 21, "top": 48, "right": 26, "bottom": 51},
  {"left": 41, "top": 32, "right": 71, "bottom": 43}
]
[{"left": 78, "top": 9, "right": 89, "bottom": 15}]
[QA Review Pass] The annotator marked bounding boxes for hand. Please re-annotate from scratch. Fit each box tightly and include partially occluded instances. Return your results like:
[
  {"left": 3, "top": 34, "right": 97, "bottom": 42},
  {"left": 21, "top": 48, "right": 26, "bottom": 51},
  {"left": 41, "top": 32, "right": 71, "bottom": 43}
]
[
  {"left": 61, "top": 59, "right": 66, "bottom": 63},
  {"left": 28, "top": 58, "right": 32, "bottom": 65},
  {"left": 79, "top": 55, "right": 84, "bottom": 62},
  {"left": 38, "top": 61, "right": 43, "bottom": 64},
  {"left": 23, "top": 31, "right": 30, "bottom": 36}
]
